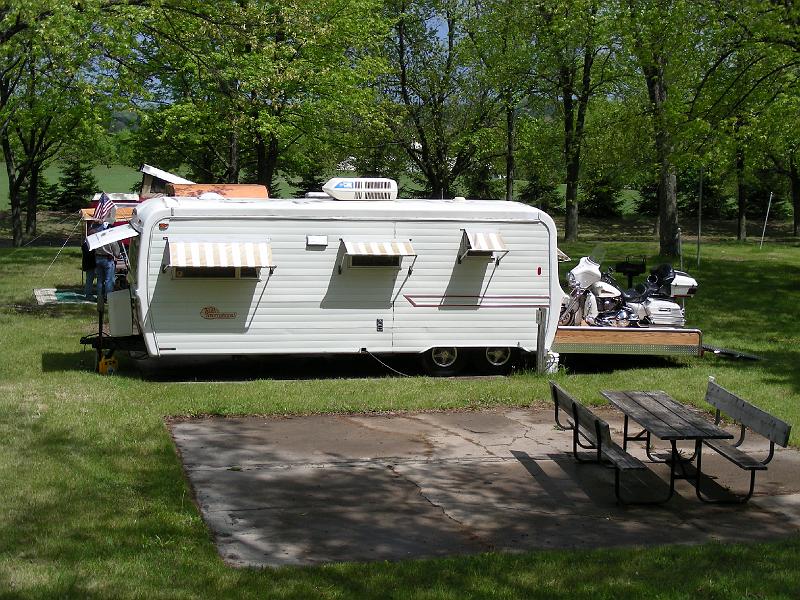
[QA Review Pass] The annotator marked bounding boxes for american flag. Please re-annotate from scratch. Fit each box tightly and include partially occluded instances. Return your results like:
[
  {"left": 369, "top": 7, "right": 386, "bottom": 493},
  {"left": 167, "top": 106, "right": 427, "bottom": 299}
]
[{"left": 93, "top": 192, "right": 115, "bottom": 222}]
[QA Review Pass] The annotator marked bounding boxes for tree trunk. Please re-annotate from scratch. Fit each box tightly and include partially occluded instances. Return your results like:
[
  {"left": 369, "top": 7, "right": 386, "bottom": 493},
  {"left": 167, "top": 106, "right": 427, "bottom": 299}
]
[
  {"left": 25, "top": 161, "right": 38, "bottom": 237},
  {"left": 564, "top": 158, "right": 579, "bottom": 242},
  {"left": 505, "top": 102, "right": 514, "bottom": 201},
  {"left": 2, "top": 132, "right": 24, "bottom": 247},
  {"left": 562, "top": 67, "right": 578, "bottom": 242},
  {"left": 227, "top": 130, "right": 240, "bottom": 184},
  {"left": 255, "top": 132, "right": 278, "bottom": 196},
  {"left": 736, "top": 145, "right": 746, "bottom": 241},
  {"left": 644, "top": 58, "right": 680, "bottom": 257},
  {"left": 790, "top": 155, "right": 799, "bottom": 237},
  {"left": 430, "top": 178, "right": 445, "bottom": 200},
  {"left": 656, "top": 149, "right": 678, "bottom": 254}
]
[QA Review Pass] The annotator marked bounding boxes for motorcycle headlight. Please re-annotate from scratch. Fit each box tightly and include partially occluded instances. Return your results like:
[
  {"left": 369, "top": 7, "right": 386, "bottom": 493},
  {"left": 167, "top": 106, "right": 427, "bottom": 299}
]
[{"left": 567, "top": 272, "right": 576, "bottom": 288}]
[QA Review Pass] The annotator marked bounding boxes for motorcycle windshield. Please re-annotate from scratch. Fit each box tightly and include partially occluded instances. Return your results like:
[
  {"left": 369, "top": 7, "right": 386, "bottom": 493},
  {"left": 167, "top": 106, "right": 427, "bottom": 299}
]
[{"left": 588, "top": 244, "right": 606, "bottom": 266}]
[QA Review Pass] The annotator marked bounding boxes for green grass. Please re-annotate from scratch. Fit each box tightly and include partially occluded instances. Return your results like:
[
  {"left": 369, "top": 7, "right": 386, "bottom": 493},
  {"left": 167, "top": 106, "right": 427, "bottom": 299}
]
[{"left": 0, "top": 239, "right": 799, "bottom": 598}]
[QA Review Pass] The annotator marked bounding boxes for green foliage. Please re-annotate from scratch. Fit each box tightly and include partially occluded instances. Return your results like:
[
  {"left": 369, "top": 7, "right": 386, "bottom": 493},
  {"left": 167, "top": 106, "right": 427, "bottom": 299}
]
[
  {"left": 580, "top": 173, "right": 624, "bottom": 218},
  {"left": 461, "top": 163, "right": 503, "bottom": 200},
  {"left": 677, "top": 168, "right": 734, "bottom": 220},
  {"left": 55, "top": 158, "right": 99, "bottom": 211},
  {"left": 519, "top": 172, "right": 563, "bottom": 213},
  {"left": 741, "top": 170, "right": 791, "bottom": 220}
]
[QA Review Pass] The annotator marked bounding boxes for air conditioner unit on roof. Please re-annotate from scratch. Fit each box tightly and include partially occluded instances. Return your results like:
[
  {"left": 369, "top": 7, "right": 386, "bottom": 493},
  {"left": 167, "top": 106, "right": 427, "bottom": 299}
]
[{"left": 322, "top": 177, "right": 398, "bottom": 201}]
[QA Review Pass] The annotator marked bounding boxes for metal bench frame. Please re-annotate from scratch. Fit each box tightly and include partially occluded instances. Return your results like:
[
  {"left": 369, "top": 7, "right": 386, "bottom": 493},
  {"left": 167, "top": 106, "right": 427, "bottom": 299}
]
[
  {"left": 696, "top": 379, "right": 792, "bottom": 504},
  {"left": 550, "top": 382, "right": 666, "bottom": 505}
]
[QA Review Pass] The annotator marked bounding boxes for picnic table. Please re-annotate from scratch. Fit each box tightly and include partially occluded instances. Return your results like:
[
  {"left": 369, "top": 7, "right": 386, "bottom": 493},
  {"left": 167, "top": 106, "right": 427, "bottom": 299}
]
[{"left": 600, "top": 390, "right": 733, "bottom": 502}]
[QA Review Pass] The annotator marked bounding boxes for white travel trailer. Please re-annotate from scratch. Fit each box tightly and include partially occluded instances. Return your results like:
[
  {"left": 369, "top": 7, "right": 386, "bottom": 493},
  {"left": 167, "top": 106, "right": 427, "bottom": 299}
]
[{"left": 86, "top": 178, "right": 565, "bottom": 375}]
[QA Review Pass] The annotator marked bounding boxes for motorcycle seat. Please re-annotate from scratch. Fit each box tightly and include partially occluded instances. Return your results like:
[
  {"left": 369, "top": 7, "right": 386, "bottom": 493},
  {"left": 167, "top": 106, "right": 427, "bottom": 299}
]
[
  {"left": 651, "top": 263, "right": 676, "bottom": 285},
  {"left": 621, "top": 288, "right": 647, "bottom": 303}
]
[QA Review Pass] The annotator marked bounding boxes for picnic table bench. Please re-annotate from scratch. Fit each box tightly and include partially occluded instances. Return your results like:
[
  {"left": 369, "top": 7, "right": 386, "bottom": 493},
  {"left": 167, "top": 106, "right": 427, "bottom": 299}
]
[
  {"left": 696, "top": 379, "right": 792, "bottom": 503},
  {"left": 550, "top": 382, "right": 653, "bottom": 505}
]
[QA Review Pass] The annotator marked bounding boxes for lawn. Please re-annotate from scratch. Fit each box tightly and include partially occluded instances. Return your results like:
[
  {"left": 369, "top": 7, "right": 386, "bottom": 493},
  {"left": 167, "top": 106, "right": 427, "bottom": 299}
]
[{"left": 0, "top": 235, "right": 798, "bottom": 598}]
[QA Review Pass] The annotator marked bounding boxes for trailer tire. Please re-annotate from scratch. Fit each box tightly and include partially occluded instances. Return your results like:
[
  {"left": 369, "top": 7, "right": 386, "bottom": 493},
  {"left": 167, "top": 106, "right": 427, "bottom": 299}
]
[
  {"left": 421, "top": 347, "right": 464, "bottom": 377},
  {"left": 478, "top": 347, "right": 515, "bottom": 374}
]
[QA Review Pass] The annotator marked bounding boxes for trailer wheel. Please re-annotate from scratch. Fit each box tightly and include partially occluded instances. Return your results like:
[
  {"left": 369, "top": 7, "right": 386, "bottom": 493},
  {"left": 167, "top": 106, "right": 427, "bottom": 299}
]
[
  {"left": 482, "top": 347, "right": 514, "bottom": 374},
  {"left": 421, "top": 347, "right": 464, "bottom": 376}
]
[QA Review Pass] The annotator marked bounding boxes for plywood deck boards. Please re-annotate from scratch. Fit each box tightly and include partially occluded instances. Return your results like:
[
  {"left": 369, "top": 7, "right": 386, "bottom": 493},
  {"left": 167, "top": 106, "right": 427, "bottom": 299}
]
[{"left": 553, "top": 326, "right": 702, "bottom": 356}]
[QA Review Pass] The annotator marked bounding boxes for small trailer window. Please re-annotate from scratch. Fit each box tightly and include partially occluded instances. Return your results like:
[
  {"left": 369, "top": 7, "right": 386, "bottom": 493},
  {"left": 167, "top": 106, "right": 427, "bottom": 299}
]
[
  {"left": 173, "top": 266, "right": 260, "bottom": 279},
  {"left": 350, "top": 255, "right": 403, "bottom": 268},
  {"left": 338, "top": 239, "right": 416, "bottom": 274},
  {"left": 167, "top": 238, "right": 275, "bottom": 278}
]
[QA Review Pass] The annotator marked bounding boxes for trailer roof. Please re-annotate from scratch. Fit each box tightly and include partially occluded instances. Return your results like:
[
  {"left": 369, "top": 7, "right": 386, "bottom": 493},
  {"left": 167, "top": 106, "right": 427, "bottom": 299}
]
[{"left": 132, "top": 195, "right": 549, "bottom": 224}]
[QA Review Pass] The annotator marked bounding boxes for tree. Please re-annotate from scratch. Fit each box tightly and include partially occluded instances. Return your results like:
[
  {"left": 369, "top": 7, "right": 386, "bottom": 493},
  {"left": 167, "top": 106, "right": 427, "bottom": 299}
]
[
  {"left": 534, "top": 0, "right": 619, "bottom": 241},
  {"left": 620, "top": 0, "right": 698, "bottom": 256},
  {"left": 130, "top": 0, "right": 387, "bottom": 194},
  {"left": 0, "top": 0, "right": 125, "bottom": 244},
  {"left": 56, "top": 158, "right": 99, "bottom": 212},
  {"left": 382, "top": 0, "right": 495, "bottom": 198}
]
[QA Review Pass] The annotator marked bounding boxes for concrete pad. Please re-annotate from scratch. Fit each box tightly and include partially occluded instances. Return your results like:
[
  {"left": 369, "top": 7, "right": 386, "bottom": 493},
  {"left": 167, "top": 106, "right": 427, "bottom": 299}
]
[{"left": 169, "top": 407, "right": 800, "bottom": 567}]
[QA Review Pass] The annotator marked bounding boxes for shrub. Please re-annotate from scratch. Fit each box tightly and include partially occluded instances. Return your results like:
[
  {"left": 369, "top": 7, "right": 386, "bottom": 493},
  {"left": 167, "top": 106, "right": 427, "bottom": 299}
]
[
  {"left": 580, "top": 173, "right": 624, "bottom": 217},
  {"left": 56, "top": 158, "right": 99, "bottom": 211}
]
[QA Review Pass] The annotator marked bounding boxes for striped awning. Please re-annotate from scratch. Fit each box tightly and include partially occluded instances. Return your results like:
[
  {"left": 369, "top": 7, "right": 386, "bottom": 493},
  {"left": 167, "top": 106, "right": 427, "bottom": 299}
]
[
  {"left": 341, "top": 240, "right": 416, "bottom": 256},
  {"left": 463, "top": 230, "right": 507, "bottom": 252},
  {"left": 168, "top": 239, "right": 274, "bottom": 268}
]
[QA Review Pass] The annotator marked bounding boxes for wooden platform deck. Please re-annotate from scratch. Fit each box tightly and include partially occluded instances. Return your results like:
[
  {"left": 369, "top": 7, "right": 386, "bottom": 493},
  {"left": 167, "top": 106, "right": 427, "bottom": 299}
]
[{"left": 553, "top": 326, "right": 703, "bottom": 356}]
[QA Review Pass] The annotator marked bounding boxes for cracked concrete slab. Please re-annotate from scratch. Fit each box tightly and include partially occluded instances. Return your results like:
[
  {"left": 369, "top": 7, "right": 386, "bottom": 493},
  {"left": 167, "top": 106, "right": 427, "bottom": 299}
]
[{"left": 169, "top": 407, "right": 800, "bottom": 567}]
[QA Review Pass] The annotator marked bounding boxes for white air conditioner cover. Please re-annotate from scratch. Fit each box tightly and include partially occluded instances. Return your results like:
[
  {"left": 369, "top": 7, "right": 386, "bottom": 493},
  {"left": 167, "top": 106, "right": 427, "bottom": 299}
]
[{"left": 322, "top": 178, "right": 398, "bottom": 201}]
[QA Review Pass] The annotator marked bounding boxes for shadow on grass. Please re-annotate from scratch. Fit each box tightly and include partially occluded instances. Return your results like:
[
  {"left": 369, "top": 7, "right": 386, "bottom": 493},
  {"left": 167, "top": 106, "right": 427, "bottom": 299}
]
[
  {"left": 42, "top": 351, "right": 97, "bottom": 373},
  {"left": 560, "top": 354, "right": 688, "bottom": 374},
  {"left": 41, "top": 350, "right": 426, "bottom": 381}
]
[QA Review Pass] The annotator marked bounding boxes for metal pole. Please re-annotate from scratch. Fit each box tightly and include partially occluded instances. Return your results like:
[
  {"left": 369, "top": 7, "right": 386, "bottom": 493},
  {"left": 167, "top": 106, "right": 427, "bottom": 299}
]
[
  {"left": 678, "top": 228, "right": 684, "bottom": 311},
  {"left": 759, "top": 192, "right": 773, "bottom": 249},
  {"left": 536, "top": 307, "right": 548, "bottom": 374},
  {"left": 697, "top": 167, "right": 703, "bottom": 268}
]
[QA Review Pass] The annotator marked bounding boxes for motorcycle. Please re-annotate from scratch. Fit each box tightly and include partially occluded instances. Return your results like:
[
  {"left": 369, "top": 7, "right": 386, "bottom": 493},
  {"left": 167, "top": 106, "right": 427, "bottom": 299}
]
[{"left": 559, "top": 251, "right": 698, "bottom": 328}]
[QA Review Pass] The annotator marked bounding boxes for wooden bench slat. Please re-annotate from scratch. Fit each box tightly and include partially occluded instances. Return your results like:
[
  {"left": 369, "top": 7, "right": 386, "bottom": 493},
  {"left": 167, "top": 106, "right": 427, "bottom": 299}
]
[
  {"left": 704, "top": 439, "right": 769, "bottom": 471},
  {"left": 602, "top": 443, "right": 647, "bottom": 470},
  {"left": 706, "top": 382, "right": 791, "bottom": 447}
]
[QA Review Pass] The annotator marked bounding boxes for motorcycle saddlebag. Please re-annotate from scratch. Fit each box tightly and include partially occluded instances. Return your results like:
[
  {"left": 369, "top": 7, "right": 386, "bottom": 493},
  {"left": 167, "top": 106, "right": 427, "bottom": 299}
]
[{"left": 670, "top": 272, "right": 698, "bottom": 297}]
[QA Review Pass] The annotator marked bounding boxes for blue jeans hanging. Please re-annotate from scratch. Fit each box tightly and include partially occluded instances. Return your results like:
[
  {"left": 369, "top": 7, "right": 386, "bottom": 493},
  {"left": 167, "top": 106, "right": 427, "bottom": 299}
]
[{"left": 95, "top": 257, "right": 115, "bottom": 300}]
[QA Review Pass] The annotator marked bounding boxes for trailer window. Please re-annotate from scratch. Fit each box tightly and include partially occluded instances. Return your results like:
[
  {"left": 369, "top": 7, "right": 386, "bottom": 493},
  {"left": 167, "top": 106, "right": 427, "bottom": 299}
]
[
  {"left": 350, "top": 255, "right": 402, "bottom": 268},
  {"left": 338, "top": 238, "right": 417, "bottom": 274},
  {"left": 173, "top": 266, "right": 260, "bottom": 279}
]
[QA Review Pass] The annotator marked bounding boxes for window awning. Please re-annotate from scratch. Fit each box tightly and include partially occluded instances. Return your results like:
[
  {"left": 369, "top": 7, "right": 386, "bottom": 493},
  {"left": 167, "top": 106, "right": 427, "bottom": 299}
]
[
  {"left": 459, "top": 229, "right": 508, "bottom": 263},
  {"left": 341, "top": 240, "right": 416, "bottom": 256},
  {"left": 167, "top": 239, "right": 274, "bottom": 269},
  {"left": 338, "top": 239, "right": 416, "bottom": 274}
]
